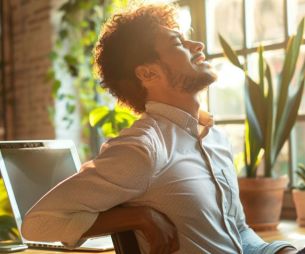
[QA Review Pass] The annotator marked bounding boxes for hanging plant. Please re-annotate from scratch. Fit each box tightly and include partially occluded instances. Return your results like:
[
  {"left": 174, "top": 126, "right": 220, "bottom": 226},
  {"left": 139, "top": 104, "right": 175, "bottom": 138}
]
[{"left": 48, "top": 0, "right": 135, "bottom": 156}]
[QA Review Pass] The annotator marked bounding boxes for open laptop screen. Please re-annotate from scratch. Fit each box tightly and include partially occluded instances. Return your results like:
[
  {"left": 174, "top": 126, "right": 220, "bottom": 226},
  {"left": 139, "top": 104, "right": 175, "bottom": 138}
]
[
  {"left": 0, "top": 141, "right": 113, "bottom": 251},
  {"left": 1, "top": 148, "right": 78, "bottom": 219},
  {"left": 0, "top": 141, "right": 81, "bottom": 232}
]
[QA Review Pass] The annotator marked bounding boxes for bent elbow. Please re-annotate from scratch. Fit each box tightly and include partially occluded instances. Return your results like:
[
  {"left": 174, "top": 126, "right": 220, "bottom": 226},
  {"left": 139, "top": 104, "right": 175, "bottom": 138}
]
[
  {"left": 21, "top": 213, "right": 64, "bottom": 242},
  {"left": 21, "top": 214, "right": 44, "bottom": 241}
]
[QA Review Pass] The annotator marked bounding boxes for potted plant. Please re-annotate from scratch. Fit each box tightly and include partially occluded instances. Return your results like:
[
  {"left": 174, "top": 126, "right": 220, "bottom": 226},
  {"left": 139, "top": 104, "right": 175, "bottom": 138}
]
[
  {"left": 293, "top": 163, "right": 305, "bottom": 227},
  {"left": 219, "top": 17, "right": 305, "bottom": 231}
]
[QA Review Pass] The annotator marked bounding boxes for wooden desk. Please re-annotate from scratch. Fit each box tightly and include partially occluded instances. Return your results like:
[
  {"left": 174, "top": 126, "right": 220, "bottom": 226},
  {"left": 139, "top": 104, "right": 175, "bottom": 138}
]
[
  {"left": 258, "top": 220, "right": 305, "bottom": 249},
  {"left": 23, "top": 249, "right": 115, "bottom": 254},
  {"left": 17, "top": 221, "right": 305, "bottom": 253}
]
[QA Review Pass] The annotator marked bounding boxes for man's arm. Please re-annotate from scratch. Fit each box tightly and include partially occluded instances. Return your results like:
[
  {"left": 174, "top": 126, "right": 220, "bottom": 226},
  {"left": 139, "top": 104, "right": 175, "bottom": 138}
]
[
  {"left": 82, "top": 206, "right": 179, "bottom": 254},
  {"left": 224, "top": 139, "right": 297, "bottom": 253},
  {"left": 21, "top": 139, "right": 157, "bottom": 248},
  {"left": 235, "top": 198, "right": 297, "bottom": 253}
]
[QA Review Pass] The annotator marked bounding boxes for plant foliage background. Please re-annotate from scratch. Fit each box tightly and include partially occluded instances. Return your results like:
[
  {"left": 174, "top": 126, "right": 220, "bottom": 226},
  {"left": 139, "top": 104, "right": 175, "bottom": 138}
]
[
  {"left": 0, "top": 178, "right": 19, "bottom": 241},
  {"left": 49, "top": 0, "right": 136, "bottom": 158},
  {"left": 1, "top": 0, "right": 141, "bottom": 241},
  {"left": 220, "top": 18, "right": 305, "bottom": 178}
]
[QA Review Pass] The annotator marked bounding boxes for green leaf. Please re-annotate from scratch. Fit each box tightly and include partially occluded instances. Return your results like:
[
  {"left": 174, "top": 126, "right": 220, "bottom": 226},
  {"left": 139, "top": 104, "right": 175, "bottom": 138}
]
[
  {"left": 89, "top": 105, "right": 137, "bottom": 138},
  {"left": 102, "top": 122, "right": 117, "bottom": 138},
  {"left": 0, "top": 215, "right": 19, "bottom": 240},
  {"left": 296, "top": 164, "right": 305, "bottom": 188},
  {"left": 297, "top": 55, "right": 305, "bottom": 87},
  {"left": 58, "top": 2, "right": 72, "bottom": 13},
  {"left": 298, "top": 163, "right": 305, "bottom": 173},
  {"left": 52, "top": 80, "right": 61, "bottom": 97},
  {"left": 46, "top": 69, "right": 55, "bottom": 82},
  {"left": 59, "top": 29, "right": 68, "bottom": 39},
  {"left": 57, "top": 93, "right": 65, "bottom": 100},
  {"left": 65, "top": 94, "right": 76, "bottom": 100},
  {"left": 258, "top": 45, "right": 266, "bottom": 94},
  {"left": 274, "top": 77, "right": 305, "bottom": 163},
  {"left": 244, "top": 77, "right": 265, "bottom": 177},
  {"left": 49, "top": 51, "right": 58, "bottom": 61},
  {"left": 0, "top": 179, "right": 11, "bottom": 215},
  {"left": 114, "top": 106, "right": 137, "bottom": 123},
  {"left": 275, "top": 18, "right": 304, "bottom": 127},
  {"left": 245, "top": 76, "right": 266, "bottom": 143},
  {"left": 78, "top": 0, "right": 95, "bottom": 10},
  {"left": 264, "top": 63, "right": 274, "bottom": 176},
  {"left": 64, "top": 55, "right": 78, "bottom": 66},
  {"left": 65, "top": 103, "right": 75, "bottom": 114},
  {"left": 89, "top": 106, "right": 111, "bottom": 127},
  {"left": 218, "top": 35, "right": 243, "bottom": 69},
  {"left": 80, "top": 20, "right": 89, "bottom": 28},
  {"left": 297, "top": 171, "right": 305, "bottom": 183}
]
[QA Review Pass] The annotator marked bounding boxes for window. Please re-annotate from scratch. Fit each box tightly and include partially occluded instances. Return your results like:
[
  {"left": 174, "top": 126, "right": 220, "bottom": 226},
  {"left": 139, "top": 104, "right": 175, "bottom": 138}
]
[{"left": 177, "top": 0, "right": 305, "bottom": 183}]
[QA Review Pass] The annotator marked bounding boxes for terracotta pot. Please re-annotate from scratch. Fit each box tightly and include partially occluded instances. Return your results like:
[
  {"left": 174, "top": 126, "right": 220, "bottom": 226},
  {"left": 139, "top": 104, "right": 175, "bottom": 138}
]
[
  {"left": 292, "top": 189, "right": 305, "bottom": 227},
  {"left": 238, "top": 176, "right": 288, "bottom": 231}
]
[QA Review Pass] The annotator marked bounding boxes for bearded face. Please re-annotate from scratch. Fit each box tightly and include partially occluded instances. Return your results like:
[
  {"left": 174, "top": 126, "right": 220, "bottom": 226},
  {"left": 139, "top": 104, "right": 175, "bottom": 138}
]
[{"left": 159, "top": 60, "right": 217, "bottom": 93}]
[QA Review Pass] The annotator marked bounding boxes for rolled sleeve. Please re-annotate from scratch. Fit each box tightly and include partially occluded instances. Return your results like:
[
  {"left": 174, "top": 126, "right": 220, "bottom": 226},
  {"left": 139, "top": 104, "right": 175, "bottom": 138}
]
[
  {"left": 235, "top": 183, "right": 296, "bottom": 253},
  {"left": 240, "top": 227, "right": 296, "bottom": 253},
  {"left": 226, "top": 137, "right": 296, "bottom": 254}
]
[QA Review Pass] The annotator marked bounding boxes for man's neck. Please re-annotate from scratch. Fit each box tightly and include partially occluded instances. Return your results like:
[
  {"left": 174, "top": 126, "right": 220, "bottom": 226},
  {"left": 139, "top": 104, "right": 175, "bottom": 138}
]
[{"left": 147, "top": 92, "right": 201, "bottom": 119}]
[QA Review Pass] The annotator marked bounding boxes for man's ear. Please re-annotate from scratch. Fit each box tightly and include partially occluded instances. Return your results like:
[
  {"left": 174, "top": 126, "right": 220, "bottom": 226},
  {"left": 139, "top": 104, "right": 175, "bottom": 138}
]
[{"left": 135, "top": 64, "right": 160, "bottom": 84}]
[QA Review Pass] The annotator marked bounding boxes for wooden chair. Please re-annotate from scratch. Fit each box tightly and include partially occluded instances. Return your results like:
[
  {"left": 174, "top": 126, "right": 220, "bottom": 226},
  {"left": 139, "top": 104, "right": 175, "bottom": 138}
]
[{"left": 111, "top": 231, "right": 141, "bottom": 254}]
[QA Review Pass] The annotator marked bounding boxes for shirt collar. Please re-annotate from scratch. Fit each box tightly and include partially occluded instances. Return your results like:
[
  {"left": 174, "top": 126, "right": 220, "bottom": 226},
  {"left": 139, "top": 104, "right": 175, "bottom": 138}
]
[{"left": 145, "top": 101, "right": 214, "bottom": 138}]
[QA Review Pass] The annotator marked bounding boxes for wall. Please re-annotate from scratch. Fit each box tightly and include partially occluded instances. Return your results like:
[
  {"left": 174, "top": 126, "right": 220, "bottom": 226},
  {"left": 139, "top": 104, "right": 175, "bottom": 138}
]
[{"left": 2, "top": 0, "right": 55, "bottom": 139}]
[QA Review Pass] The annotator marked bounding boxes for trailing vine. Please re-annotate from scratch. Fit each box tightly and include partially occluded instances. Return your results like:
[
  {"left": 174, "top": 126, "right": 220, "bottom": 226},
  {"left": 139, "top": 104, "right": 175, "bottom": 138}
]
[
  {"left": 0, "top": 0, "right": 138, "bottom": 240},
  {"left": 48, "top": 0, "right": 136, "bottom": 158}
]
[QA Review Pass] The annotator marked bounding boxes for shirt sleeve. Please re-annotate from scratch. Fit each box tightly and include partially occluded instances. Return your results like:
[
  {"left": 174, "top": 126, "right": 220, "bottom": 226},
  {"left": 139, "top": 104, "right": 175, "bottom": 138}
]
[
  {"left": 21, "top": 135, "right": 156, "bottom": 248},
  {"left": 222, "top": 134, "right": 296, "bottom": 253},
  {"left": 233, "top": 172, "right": 296, "bottom": 252},
  {"left": 236, "top": 209, "right": 296, "bottom": 253}
]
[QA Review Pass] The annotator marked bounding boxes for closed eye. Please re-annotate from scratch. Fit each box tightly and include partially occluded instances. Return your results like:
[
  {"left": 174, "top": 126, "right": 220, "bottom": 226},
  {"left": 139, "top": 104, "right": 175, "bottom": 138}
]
[
  {"left": 170, "top": 33, "right": 185, "bottom": 47},
  {"left": 173, "top": 42, "right": 183, "bottom": 46}
]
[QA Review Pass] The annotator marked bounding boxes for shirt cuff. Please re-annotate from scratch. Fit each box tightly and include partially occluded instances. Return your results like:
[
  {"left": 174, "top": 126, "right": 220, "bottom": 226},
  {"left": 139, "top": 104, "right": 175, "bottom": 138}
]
[{"left": 263, "top": 241, "right": 297, "bottom": 254}]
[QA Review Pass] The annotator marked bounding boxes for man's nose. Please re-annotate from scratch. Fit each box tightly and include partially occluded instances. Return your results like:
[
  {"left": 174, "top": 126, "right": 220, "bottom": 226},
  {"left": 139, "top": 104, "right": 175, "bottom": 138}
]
[{"left": 190, "top": 40, "right": 205, "bottom": 53}]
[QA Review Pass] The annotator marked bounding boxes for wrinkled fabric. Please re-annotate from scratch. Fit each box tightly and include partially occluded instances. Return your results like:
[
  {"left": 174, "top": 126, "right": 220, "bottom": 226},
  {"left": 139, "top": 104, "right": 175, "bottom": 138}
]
[{"left": 22, "top": 101, "right": 295, "bottom": 253}]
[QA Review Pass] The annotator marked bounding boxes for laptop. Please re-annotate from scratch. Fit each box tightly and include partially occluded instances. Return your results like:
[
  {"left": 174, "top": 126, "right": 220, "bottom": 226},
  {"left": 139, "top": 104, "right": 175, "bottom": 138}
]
[{"left": 0, "top": 140, "right": 114, "bottom": 251}]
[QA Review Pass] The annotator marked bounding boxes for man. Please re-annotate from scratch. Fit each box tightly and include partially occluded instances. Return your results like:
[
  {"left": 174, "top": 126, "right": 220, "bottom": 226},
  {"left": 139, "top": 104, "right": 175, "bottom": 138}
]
[{"left": 22, "top": 3, "right": 299, "bottom": 254}]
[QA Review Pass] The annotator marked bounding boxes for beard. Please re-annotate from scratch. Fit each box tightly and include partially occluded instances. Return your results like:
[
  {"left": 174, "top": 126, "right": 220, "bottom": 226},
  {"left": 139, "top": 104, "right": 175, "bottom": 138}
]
[{"left": 160, "top": 61, "right": 217, "bottom": 93}]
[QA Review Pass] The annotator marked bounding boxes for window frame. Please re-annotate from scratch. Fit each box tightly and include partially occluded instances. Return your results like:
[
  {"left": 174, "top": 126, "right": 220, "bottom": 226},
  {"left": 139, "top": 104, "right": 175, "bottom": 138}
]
[{"left": 178, "top": 0, "right": 305, "bottom": 188}]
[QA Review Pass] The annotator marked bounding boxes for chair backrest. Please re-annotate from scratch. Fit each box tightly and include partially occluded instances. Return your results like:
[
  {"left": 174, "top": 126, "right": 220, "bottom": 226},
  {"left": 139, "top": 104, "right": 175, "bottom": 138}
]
[{"left": 111, "top": 231, "right": 141, "bottom": 254}]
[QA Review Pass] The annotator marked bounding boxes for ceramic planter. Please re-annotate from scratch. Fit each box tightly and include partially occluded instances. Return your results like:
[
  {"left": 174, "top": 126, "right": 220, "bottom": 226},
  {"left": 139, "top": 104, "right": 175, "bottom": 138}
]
[
  {"left": 292, "top": 189, "right": 305, "bottom": 227},
  {"left": 238, "top": 176, "right": 288, "bottom": 231}
]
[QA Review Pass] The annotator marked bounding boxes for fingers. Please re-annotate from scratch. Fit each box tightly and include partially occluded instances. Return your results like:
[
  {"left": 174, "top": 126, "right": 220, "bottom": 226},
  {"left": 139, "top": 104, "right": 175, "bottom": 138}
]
[
  {"left": 139, "top": 207, "right": 180, "bottom": 254},
  {"left": 158, "top": 212, "right": 179, "bottom": 253},
  {"left": 149, "top": 226, "right": 179, "bottom": 254},
  {"left": 151, "top": 238, "right": 175, "bottom": 254},
  {"left": 170, "top": 228, "right": 179, "bottom": 253}
]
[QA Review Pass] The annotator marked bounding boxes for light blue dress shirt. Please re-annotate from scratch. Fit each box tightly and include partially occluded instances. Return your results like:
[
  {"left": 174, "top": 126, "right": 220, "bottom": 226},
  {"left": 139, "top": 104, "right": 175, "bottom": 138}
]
[{"left": 22, "top": 101, "right": 295, "bottom": 253}]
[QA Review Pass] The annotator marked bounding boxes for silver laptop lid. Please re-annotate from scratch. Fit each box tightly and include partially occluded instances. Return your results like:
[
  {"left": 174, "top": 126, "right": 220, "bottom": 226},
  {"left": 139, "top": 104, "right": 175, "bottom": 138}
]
[{"left": 0, "top": 140, "right": 81, "bottom": 241}]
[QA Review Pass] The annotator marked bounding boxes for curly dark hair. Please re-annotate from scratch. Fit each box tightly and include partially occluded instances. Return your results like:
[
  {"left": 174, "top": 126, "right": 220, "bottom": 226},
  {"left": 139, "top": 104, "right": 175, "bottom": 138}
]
[{"left": 94, "top": 3, "right": 179, "bottom": 113}]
